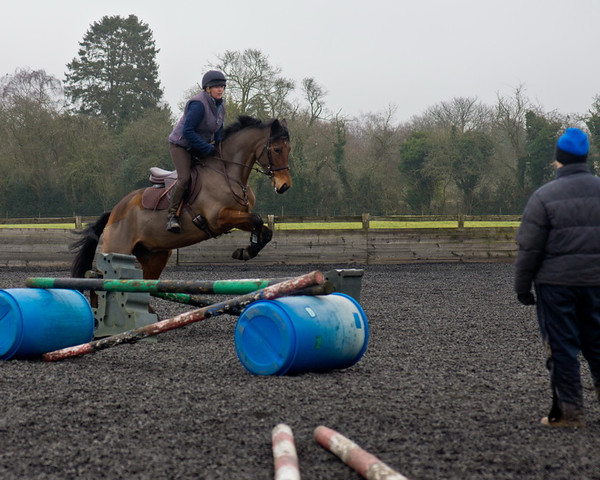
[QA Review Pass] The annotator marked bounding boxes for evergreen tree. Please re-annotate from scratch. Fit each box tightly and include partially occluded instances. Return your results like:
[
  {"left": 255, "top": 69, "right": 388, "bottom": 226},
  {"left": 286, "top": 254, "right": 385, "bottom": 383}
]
[
  {"left": 452, "top": 129, "right": 494, "bottom": 214},
  {"left": 399, "top": 131, "right": 437, "bottom": 214},
  {"left": 517, "top": 111, "right": 562, "bottom": 195},
  {"left": 64, "top": 14, "right": 164, "bottom": 131}
]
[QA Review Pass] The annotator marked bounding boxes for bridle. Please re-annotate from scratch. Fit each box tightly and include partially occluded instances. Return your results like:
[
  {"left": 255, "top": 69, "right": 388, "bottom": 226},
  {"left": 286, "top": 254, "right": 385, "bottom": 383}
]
[
  {"left": 253, "top": 136, "right": 291, "bottom": 177},
  {"left": 208, "top": 135, "right": 290, "bottom": 208}
]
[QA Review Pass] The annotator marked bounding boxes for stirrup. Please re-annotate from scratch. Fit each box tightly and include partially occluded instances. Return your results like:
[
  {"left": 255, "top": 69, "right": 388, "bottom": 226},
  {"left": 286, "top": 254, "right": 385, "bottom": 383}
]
[{"left": 167, "top": 216, "right": 181, "bottom": 233}]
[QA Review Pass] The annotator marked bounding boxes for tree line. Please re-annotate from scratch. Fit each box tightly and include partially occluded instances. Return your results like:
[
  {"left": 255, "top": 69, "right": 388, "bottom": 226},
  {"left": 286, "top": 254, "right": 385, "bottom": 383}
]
[{"left": 1, "top": 14, "right": 599, "bottom": 218}]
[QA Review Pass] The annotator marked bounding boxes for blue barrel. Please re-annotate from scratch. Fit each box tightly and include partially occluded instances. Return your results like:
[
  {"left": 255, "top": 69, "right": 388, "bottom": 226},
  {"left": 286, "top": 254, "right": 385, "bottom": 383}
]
[
  {"left": 0, "top": 288, "right": 94, "bottom": 360},
  {"left": 234, "top": 293, "right": 369, "bottom": 375}
]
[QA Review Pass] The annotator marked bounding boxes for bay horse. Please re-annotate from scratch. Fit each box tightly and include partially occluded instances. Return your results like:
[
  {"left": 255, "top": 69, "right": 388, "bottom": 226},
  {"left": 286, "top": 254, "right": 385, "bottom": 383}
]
[{"left": 71, "top": 116, "right": 291, "bottom": 280}]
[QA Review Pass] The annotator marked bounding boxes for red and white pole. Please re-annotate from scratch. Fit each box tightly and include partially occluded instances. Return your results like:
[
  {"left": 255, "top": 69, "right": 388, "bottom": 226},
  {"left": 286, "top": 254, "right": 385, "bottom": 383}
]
[
  {"left": 314, "top": 426, "right": 409, "bottom": 480},
  {"left": 272, "top": 424, "right": 301, "bottom": 480}
]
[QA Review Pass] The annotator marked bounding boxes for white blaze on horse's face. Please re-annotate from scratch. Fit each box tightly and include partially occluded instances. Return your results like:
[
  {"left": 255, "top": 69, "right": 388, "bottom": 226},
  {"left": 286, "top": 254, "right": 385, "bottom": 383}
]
[{"left": 270, "top": 138, "right": 292, "bottom": 194}]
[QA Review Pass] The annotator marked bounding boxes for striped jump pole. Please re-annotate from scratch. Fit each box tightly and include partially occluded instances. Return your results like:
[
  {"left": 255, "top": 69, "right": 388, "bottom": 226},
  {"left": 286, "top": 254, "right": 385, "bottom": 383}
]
[
  {"left": 26, "top": 277, "right": 289, "bottom": 296},
  {"left": 272, "top": 424, "right": 301, "bottom": 480},
  {"left": 42, "top": 271, "right": 324, "bottom": 362},
  {"left": 314, "top": 426, "right": 409, "bottom": 480}
]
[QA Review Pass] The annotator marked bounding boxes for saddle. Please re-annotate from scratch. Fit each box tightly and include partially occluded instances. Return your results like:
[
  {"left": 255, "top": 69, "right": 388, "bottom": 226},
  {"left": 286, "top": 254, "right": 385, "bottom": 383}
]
[
  {"left": 142, "top": 167, "right": 202, "bottom": 211},
  {"left": 141, "top": 166, "right": 216, "bottom": 236}
]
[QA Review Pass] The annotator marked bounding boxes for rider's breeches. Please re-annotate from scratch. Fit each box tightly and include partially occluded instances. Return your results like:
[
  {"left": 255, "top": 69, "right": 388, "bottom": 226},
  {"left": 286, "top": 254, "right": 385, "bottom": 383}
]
[
  {"left": 169, "top": 143, "right": 192, "bottom": 186},
  {"left": 168, "top": 143, "right": 192, "bottom": 217}
]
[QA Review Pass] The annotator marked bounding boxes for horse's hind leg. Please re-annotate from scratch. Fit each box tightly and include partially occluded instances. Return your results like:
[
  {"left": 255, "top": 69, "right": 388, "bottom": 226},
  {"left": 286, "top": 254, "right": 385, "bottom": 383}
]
[
  {"left": 231, "top": 213, "right": 273, "bottom": 261},
  {"left": 135, "top": 247, "right": 172, "bottom": 279}
]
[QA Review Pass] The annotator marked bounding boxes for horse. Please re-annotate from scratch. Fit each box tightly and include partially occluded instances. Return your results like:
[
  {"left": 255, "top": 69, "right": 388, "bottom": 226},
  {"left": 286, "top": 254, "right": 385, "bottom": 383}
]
[{"left": 71, "top": 116, "right": 292, "bottom": 280}]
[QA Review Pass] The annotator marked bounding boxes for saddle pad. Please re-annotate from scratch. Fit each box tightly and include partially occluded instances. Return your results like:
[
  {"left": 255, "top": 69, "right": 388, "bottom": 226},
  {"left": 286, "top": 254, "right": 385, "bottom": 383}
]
[{"left": 142, "top": 186, "right": 170, "bottom": 210}]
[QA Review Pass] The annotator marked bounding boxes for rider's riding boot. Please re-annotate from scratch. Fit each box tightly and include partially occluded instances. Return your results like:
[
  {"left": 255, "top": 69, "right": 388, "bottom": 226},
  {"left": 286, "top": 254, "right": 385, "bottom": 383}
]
[{"left": 166, "top": 184, "right": 187, "bottom": 233}]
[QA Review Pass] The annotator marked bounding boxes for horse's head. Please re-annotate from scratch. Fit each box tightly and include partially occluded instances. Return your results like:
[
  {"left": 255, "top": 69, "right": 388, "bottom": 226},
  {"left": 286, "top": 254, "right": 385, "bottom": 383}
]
[
  {"left": 222, "top": 116, "right": 292, "bottom": 194},
  {"left": 259, "top": 119, "right": 292, "bottom": 194}
]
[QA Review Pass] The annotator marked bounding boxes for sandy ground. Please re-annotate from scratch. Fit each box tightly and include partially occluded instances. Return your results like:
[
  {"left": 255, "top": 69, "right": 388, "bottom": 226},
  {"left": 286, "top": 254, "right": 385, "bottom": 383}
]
[{"left": 1, "top": 262, "right": 599, "bottom": 480}]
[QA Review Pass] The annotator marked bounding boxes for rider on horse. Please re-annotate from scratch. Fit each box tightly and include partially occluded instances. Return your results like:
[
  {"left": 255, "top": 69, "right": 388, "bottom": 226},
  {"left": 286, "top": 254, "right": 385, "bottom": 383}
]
[{"left": 166, "top": 70, "right": 227, "bottom": 233}]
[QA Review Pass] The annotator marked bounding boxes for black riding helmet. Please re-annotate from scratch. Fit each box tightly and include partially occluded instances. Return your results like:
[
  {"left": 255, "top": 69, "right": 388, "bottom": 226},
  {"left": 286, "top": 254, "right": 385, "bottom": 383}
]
[{"left": 202, "top": 70, "right": 227, "bottom": 89}]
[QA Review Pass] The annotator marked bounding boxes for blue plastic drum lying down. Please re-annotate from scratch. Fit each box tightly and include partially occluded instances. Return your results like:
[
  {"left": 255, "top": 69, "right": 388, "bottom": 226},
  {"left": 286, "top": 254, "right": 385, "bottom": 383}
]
[
  {"left": 0, "top": 288, "right": 95, "bottom": 360},
  {"left": 234, "top": 293, "right": 369, "bottom": 375}
]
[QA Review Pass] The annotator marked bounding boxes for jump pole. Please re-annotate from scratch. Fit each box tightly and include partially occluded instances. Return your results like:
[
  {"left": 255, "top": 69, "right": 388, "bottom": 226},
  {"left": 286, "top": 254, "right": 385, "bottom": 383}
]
[
  {"left": 272, "top": 424, "right": 301, "bottom": 480},
  {"left": 41, "top": 271, "right": 324, "bottom": 362},
  {"left": 151, "top": 292, "right": 215, "bottom": 308},
  {"left": 151, "top": 282, "right": 334, "bottom": 310},
  {"left": 314, "top": 426, "right": 409, "bottom": 480},
  {"left": 26, "top": 277, "right": 290, "bottom": 295}
]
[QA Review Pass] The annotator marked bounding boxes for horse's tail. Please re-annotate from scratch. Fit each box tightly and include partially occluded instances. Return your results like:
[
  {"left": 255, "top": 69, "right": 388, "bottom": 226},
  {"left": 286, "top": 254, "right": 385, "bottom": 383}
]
[{"left": 70, "top": 211, "right": 112, "bottom": 278}]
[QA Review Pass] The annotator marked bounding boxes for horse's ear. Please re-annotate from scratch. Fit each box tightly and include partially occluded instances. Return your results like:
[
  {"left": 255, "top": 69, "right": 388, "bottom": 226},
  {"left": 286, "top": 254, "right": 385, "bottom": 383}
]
[
  {"left": 270, "top": 118, "right": 288, "bottom": 137},
  {"left": 270, "top": 119, "right": 281, "bottom": 135}
]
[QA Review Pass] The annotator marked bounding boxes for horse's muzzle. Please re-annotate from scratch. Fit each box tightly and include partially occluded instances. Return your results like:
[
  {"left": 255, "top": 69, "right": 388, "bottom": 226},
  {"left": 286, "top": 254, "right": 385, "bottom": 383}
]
[
  {"left": 275, "top": 183, "right": 290, "bottom": 194},
  {"left": 272, "top": 170, "right": 291, "bottom": 194}
]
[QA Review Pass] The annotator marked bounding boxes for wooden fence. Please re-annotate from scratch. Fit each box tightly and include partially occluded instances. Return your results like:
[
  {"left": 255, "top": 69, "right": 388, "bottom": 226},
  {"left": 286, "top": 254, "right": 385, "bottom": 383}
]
[{"left": 0, "top": 215, "right": 519, "bottom": 268}]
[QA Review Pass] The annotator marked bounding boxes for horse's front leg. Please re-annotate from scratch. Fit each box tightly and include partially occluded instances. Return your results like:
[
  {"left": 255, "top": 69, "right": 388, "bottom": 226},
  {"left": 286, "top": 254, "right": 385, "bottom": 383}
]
[
  {"left": 218, "top": 210, "right": 272, "bottom": 261},
  {"left": 232, "top": 213, "right": 272, "bottom": 261}
]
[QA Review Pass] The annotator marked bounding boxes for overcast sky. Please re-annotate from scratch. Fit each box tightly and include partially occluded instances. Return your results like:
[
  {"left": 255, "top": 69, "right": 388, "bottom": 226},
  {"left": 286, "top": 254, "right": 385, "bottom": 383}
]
[{"left": 2, "top": 0, "right": 599, "bottom": 123}]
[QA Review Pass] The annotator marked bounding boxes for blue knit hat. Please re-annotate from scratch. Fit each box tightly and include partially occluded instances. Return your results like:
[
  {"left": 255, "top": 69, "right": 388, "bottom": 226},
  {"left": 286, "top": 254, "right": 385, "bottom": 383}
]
[{"left": 556, "top": 128, "right": 589, "bottom": 164}]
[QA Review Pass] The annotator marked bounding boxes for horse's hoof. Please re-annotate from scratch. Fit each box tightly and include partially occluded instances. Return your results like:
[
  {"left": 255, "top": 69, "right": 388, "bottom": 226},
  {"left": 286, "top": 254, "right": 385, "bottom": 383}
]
[{"left": 232, "top": 248, "right": 251, "bottom": 261}]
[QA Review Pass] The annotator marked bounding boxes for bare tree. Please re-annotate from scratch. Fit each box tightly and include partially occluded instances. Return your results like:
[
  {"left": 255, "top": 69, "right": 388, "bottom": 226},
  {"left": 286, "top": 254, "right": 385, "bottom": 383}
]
[
  {"left": 301, "top": 77, "right": 326, "bottom": 126},
  {"left": 494, "top": 85, "right": 530, "bottom": 162},
  {"left": 0, "top": 69, "right": 65, "bottom": 206},
  {"left": 1, "top": 68, "right": 64, "bottom": 111},
  {"left": 263, "top": 77, "right": 295, "bottom": 118},
  {"left": 422, "top": 97, "right": 493, "bottom": 133},
  {"left": 211, "top": 49, "right": 294, "bottom": 118}
]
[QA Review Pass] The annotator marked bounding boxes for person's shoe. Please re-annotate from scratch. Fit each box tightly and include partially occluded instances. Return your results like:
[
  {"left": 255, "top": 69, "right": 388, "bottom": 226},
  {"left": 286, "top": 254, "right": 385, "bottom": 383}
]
[
  {"left": 540, "top": 416, "right": 585, "bottom": 428},
  {"left": 166, "top": 216, "right": 181, "bottom": 233}
]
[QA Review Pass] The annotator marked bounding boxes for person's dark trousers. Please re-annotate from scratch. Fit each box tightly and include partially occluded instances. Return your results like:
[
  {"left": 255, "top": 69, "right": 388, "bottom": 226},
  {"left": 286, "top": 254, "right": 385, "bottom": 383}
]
[
  {"left": 535, "top": 284, "right": 600, "bottom": 421},
  {"left": 166, "top": 144, "right": 193, "bottom": 232}
]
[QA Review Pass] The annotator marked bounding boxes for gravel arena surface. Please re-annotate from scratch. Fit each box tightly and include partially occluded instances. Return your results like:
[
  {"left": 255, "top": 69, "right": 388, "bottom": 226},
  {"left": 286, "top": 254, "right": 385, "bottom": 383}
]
[{"left": 1, "top": 262, "right": 600, "bottom": 480}]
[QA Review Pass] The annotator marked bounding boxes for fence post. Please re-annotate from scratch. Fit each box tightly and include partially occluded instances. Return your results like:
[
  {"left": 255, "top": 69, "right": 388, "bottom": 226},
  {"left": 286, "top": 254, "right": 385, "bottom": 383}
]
[
  {"left": 457, "top": 214, "right": 465, "bottom": 228},
  {"left": 75, "top": 216, "right": 83, "bottom": 229},
  {"left": 268, "top": 214, "right": 275, "bottom": 230},
  {"left": 362, "top": 213, "right": 370, "bottom": 230}
]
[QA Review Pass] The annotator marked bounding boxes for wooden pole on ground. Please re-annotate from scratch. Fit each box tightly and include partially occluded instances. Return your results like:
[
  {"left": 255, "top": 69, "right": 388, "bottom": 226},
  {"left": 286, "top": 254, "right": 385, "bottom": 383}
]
[
  {"left": 314, "top": 426, "right": 409, "bottom": 480},
  {"left": 272, "top": 424, "right": 301, "bottom": 480},
  {"left": 42, "top": 271, "right": 324, "bottom": 362}
]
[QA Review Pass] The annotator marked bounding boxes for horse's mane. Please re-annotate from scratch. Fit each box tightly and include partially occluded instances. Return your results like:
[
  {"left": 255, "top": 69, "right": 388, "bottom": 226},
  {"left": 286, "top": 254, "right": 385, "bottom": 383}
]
[{"left": 222, "top": 115, "right": 289, "bottom": 141}]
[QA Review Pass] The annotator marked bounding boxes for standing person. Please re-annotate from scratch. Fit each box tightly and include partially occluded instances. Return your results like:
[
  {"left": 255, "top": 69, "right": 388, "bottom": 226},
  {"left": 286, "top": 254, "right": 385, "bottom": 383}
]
[
  {"left": 166, "top": 70, "right": 227, "bottom": 233},
  {"left": 514, "top": 127, "right": 600, "bottom": 428}
]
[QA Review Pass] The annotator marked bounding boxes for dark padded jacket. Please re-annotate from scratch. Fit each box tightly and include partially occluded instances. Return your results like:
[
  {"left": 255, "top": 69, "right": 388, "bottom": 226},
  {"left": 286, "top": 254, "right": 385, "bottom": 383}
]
[
  {"left": 169, "top": 91, "right": 225, "bottom": 153},
  {"left": 514, "top": 163, "right": 600, "bottom": 294}
]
